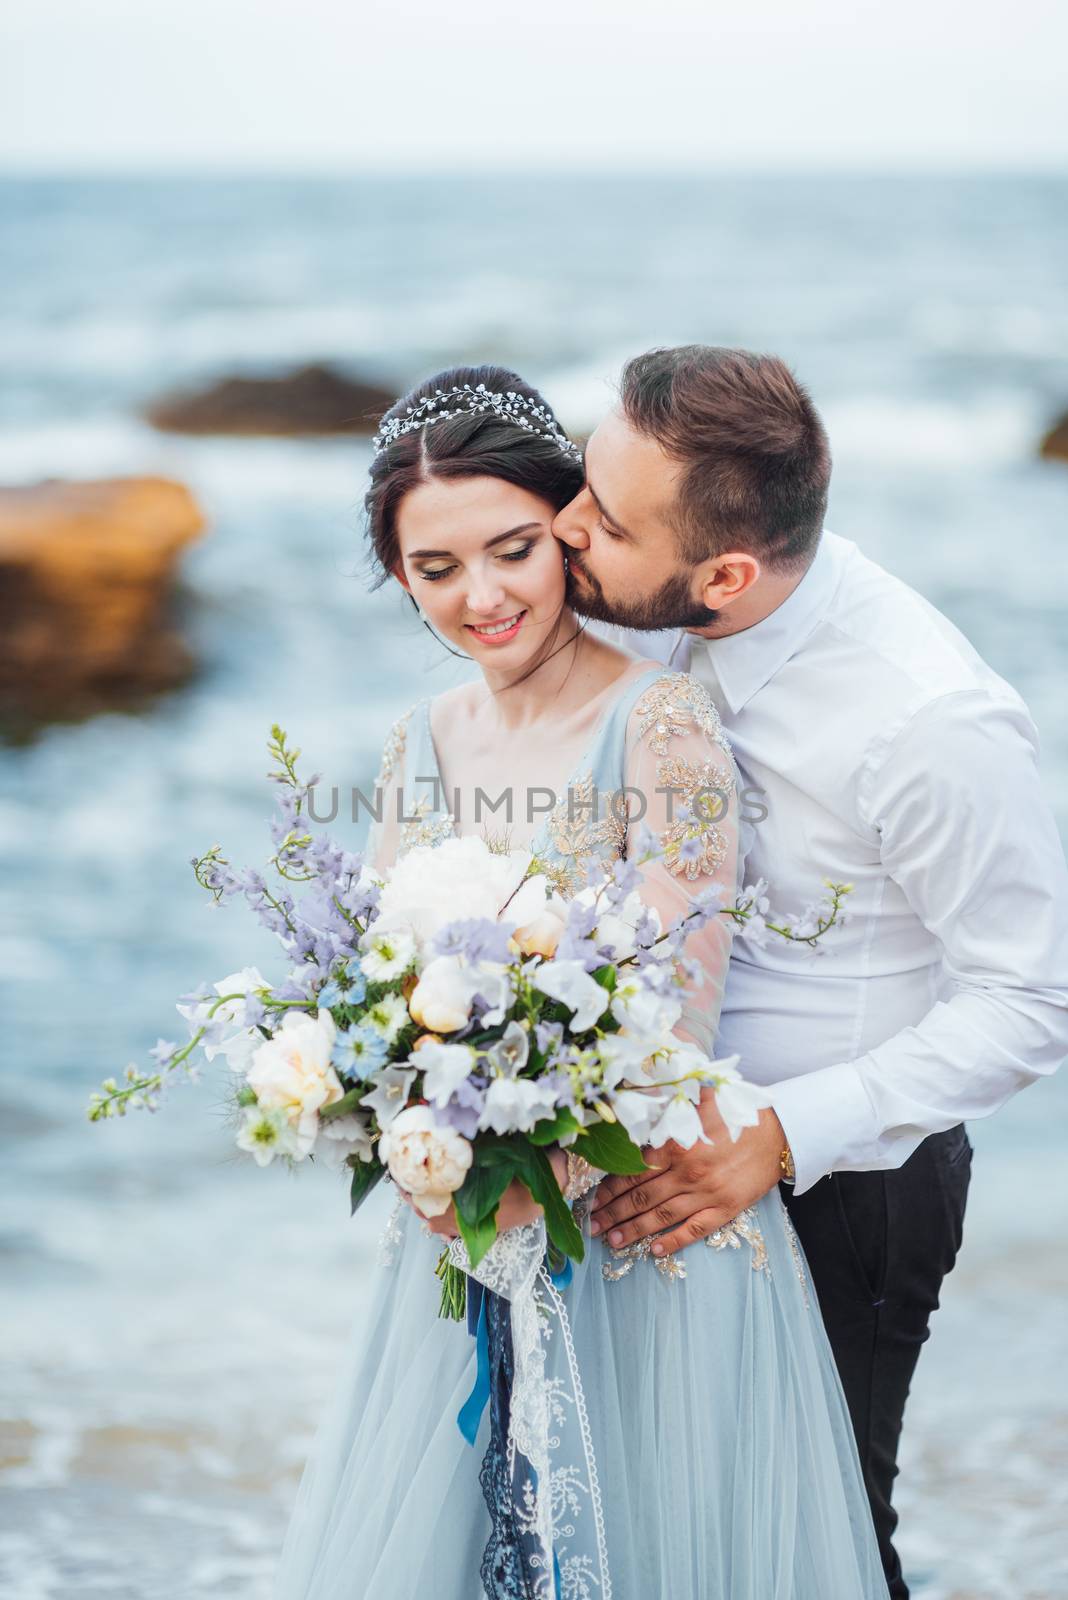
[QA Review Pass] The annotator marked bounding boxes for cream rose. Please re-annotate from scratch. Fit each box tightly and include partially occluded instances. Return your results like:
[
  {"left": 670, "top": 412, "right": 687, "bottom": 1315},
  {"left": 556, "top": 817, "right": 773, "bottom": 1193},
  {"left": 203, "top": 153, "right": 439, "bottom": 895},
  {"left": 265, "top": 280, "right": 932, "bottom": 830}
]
[
  {"left": 245, "top": 1009, "right": 343, "bottom": 1158},
  {"left": 378, "top": 1104, "right": 473, "bottom": 1216},
  {"left": 408, "top": 955, "right": 478, "bottom": 1033}
]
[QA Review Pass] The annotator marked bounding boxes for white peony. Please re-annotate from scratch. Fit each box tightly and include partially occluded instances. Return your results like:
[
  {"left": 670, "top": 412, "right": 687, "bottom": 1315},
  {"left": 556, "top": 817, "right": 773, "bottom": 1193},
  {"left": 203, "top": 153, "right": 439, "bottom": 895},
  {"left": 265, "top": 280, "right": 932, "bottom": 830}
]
[
  {"left": 378, "top": 1104, "right": 473, "bottom": 1216},
  {"left": 373, "top": 836, "right": 545, "bottom": 949},
  {"left": 245, "top": 1009, "right": 343, "bottom": 1157}
]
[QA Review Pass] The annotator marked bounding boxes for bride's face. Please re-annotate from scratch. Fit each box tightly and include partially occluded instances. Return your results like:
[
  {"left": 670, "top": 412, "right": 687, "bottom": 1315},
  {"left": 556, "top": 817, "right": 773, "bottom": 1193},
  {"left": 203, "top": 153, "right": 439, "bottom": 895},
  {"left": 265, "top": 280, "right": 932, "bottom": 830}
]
[{"left": 393, "top": 475, "right": 568, "bottom": 665}]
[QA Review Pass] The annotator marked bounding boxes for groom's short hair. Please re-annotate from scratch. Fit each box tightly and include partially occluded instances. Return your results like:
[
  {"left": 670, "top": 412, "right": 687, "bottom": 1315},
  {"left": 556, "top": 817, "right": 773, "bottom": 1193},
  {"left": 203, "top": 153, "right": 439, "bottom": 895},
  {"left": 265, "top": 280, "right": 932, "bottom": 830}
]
[{"left": 619, "top": 346, "right": 830, "bottom": 571}]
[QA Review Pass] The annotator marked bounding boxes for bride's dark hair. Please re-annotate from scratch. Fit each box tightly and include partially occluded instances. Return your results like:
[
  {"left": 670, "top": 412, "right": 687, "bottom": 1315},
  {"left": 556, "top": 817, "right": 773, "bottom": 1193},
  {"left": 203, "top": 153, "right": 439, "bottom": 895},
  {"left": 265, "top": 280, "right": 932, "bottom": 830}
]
[{"left": 365, "top": 364, "right": 586, "bottom": 683}]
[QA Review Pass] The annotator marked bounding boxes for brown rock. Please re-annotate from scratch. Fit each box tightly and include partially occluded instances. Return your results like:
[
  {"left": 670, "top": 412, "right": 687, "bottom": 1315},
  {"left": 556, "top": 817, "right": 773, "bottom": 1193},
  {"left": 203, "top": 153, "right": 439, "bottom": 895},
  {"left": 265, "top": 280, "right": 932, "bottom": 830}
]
[
  {"left": 143, "top": 362, "right": 396, "bottom": 437},
  {"left": 1039, "top": 413, "right": 1068, "bottom": 463},
  {"left": 0, "top": 476, "right": 205, "bottom": 729}
]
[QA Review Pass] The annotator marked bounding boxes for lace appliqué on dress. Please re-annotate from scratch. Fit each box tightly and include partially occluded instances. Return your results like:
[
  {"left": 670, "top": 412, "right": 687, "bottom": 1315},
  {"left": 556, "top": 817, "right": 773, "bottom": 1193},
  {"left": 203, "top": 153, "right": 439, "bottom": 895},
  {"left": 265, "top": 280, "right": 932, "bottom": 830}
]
[
  {"left": 781, "top": 1208, "right": 811, "bottom": 1307},
  {"left": 633, "top": 672, "right": 731, "bottom": 758},
  {"left": 376, "top": 1187, "right": 406, "bottom": 1267},
  {"left": 602, "top": 1236, "right": 689, "bottom": 1282},
  {"left": 375, "top": 705, "right": 416, "bottom": 789},
  {"left": 705, "top": 1207, "right": 771, "bottom": 1276},
  {"left": 533, "top": 772, "right": 628, "bottom": 897},
  {"left": 564, "top": 1152, "right": 604, "bottom": 1204},
  {"left": 602, "top": 1205, "right": 771, "bottom": 1284},
  {"left": 655, "top": 754, "right": 736, "bottom": 880},
  {"left": 398, "top": 793, "right": 456, "bottom": 854}
]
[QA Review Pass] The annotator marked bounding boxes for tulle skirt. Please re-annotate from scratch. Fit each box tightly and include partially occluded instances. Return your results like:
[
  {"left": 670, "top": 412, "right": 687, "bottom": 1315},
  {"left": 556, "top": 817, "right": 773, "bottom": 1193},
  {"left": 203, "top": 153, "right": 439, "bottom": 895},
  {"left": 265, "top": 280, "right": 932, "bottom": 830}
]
[{"left": 272, "top": 1184, "right": 889, "bottom": 1599}]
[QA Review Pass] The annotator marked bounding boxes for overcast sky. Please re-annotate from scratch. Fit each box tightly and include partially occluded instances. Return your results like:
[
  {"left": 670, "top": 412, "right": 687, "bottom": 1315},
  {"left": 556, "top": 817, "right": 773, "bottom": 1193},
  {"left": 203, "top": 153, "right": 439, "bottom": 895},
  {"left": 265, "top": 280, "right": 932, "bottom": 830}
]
[{"left": 2, "top": 0, "right": 1066, "bottom": 173}]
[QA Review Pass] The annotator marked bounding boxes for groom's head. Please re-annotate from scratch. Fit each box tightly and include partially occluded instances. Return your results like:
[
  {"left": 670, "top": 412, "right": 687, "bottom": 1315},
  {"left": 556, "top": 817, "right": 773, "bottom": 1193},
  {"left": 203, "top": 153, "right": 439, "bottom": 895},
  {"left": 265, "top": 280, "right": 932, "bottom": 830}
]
[{"left": 553, "top": 346, "right": 831, "bottom": 633}]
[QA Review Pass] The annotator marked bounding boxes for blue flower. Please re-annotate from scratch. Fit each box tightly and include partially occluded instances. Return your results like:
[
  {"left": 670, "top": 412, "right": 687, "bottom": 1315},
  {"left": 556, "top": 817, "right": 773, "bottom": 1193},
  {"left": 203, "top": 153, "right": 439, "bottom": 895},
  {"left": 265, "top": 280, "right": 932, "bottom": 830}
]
[
  {"left": 318, "top": 963, "right": 367, "bottom": 1010},
  {"left": 332, "top": 1023, "right": 390, "bottom": 1077}
]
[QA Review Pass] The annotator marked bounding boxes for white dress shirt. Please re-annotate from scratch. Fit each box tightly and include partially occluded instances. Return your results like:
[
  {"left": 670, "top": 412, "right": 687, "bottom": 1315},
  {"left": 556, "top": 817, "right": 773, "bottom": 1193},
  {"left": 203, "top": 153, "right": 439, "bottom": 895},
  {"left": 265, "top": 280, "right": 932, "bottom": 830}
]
[{"left": 599, "top": 531, "right": 1068, "bottom": 1194}]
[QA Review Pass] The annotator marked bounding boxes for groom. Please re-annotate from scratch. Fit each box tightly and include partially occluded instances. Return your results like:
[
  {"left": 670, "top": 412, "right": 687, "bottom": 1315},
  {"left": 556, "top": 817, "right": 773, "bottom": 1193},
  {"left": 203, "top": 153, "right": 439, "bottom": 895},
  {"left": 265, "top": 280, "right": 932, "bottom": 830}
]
[{"left": 552, "top": 345, "right": 1068, "bottom": 1598}]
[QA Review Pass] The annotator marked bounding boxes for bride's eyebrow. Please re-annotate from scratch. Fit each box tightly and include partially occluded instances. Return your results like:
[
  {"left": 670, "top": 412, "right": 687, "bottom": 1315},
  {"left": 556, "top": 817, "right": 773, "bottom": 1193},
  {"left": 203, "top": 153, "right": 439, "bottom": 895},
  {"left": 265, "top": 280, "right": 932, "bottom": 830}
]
[{"left": 408, "top": 522, "right": 542, "bottom": 559}]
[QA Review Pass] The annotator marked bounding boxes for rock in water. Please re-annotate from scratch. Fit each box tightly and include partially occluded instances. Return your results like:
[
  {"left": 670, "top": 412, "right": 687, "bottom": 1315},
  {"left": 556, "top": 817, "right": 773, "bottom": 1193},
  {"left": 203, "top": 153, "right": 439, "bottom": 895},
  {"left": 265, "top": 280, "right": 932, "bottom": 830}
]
[
  {"left": 1039, "top": 413, "right": 1068, "bottom": 463},
  {"left": 0, "top": 476, "right": 205, "bottom": 730},
  {"left": 143, "top": 363, "right": 396, "bottom": 436}
]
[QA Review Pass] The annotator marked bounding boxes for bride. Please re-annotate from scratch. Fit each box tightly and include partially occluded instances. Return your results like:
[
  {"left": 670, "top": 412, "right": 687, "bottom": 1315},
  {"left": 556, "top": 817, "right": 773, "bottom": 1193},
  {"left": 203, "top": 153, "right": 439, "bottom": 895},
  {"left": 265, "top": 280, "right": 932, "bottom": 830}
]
[{"left": 272, "top": 366, "right": 889, "bottom": 1598}]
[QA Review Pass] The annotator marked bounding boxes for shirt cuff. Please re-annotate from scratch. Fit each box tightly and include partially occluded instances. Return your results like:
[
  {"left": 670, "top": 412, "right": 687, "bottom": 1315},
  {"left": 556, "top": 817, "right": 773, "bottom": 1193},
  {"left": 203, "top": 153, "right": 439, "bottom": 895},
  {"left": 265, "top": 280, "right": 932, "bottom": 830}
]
[{"left": 769, "top": 1060, "right": 881, "bottom": 1196}]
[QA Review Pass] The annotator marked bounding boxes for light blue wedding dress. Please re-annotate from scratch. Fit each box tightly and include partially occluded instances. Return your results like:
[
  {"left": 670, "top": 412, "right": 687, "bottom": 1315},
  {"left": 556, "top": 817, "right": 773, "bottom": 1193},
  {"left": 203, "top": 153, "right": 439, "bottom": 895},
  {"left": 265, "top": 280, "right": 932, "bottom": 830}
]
[{"left": 272, "top": 662, "right": 889, "bottom": 1599}]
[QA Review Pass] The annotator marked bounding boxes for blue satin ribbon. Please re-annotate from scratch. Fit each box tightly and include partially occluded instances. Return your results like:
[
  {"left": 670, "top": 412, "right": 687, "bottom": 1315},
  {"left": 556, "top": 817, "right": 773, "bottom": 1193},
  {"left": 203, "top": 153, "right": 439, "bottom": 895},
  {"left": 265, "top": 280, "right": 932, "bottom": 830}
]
[
  {"left": 456, "top": 1254, "right": 573, "bottom": 1446},
  {"left": 456, "top": 1279, "right": 490, "bottom": 1446}
]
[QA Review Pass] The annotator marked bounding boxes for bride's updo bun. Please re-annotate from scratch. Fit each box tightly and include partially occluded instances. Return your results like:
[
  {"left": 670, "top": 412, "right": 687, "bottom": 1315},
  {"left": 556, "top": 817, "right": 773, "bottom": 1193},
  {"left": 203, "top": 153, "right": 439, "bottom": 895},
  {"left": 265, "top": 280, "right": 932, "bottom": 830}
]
[{"left": 365, "top": 364, "right": 583, "bottom": 588}]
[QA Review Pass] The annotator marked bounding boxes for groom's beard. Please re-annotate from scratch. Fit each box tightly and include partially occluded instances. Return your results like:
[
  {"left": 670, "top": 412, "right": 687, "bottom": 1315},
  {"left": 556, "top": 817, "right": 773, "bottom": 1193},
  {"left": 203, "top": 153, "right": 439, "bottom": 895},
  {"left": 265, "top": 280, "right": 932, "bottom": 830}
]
[{"left": 565, "top": 554, "right": 719, "bottom": 631}]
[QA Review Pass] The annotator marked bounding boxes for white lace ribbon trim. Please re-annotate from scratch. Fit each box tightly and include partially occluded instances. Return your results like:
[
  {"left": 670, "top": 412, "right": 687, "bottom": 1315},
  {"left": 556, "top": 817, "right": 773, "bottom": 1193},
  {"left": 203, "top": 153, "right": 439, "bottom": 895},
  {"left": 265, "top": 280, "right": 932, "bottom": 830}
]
[{"left": 448, "top": 1221, "right": 612, "bottom": 1598}]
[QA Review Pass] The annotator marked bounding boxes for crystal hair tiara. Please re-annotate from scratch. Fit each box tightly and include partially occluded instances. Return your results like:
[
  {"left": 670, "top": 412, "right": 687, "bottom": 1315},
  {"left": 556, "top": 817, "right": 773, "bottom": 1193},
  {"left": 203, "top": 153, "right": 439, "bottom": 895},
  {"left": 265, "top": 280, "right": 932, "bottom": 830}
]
[{"left": 371, "top": 382, "right": 582, "bottom": 463}]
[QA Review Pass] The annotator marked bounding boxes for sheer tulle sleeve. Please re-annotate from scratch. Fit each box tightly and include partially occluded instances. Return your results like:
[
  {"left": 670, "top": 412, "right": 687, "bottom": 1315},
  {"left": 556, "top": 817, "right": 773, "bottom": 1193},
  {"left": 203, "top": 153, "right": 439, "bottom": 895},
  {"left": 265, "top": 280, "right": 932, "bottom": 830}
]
[
  {"left": 622, "top": 672, "right": 741, "bottom": 1055},
  {"left": 365, "top": 706, "right": 416, "bottom": 877}
]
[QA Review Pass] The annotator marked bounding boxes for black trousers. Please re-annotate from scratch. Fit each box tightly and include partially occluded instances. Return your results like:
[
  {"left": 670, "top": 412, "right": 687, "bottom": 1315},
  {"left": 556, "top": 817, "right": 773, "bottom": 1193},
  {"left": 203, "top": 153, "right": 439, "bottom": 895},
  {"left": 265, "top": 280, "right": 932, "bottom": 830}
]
[{"left": 781, "top": 1124, "right": 972, "bottom": 1600}]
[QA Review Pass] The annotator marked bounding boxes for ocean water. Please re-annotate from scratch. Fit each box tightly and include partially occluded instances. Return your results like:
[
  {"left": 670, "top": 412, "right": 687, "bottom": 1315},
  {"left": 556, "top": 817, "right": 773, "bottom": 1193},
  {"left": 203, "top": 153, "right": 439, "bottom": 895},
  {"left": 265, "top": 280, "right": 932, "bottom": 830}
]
[{"left": 1, "top": 174, "right": 1067, "bottom": 1599}]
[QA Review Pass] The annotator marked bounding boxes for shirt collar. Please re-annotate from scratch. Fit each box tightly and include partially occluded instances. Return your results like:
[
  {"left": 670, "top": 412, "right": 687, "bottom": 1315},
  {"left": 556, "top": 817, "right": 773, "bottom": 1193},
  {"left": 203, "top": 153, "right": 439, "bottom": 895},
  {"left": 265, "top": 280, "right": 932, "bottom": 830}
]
[{"left": 691, "top": 531, "right": 849, "bottom": 714}]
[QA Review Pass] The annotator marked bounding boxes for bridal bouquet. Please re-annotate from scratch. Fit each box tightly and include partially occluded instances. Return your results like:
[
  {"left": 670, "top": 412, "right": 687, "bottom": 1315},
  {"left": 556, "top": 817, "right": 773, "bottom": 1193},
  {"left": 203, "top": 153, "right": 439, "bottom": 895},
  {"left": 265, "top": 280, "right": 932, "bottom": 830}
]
[{"left": 89, "top": 727, "right": 850, "bottom": 1314}]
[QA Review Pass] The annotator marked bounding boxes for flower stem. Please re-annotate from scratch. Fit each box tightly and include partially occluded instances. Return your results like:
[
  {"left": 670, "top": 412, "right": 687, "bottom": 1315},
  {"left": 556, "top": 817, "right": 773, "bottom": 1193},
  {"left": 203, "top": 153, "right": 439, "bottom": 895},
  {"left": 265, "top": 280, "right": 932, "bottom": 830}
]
[{"left": 435, "top": 1252, "right": 467, "bottom": 1320}]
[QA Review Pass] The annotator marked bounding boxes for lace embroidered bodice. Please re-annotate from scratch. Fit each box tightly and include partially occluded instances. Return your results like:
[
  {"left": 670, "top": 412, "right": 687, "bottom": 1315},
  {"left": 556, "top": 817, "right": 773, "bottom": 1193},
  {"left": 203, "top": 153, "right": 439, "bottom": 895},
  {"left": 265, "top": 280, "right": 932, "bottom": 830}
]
[{"left": 367, "top": 660, "right": 741, "bottom": 1061}]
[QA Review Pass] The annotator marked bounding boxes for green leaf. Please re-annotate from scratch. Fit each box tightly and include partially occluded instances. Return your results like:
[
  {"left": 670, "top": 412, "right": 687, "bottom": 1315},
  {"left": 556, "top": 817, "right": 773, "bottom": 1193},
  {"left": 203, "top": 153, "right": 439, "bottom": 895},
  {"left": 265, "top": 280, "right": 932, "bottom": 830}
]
[
  {"left": 349, "top": 1158, "right": 384, "bottom": 1215},
  {"left": 592, "top": 964, "right": 617, "bottom": 992},
  {"left": 527, "top": 1106, "right": 581, "bottom": 1146},
  {"left": 577, "top": 1117, "right": 649, "bottom": 1175},
  {"left": 470, "top": 1136, "right": 529, "bottom": 1169},
  {"left": 456, "top": 1205, "right": 501, "bottom": 1270},
  {"left": 455, "top": 1160, "right": 515, "bottom": 1230},
  {"left": 523, "top": 1147, "right": 585, "bottom": 1263}
]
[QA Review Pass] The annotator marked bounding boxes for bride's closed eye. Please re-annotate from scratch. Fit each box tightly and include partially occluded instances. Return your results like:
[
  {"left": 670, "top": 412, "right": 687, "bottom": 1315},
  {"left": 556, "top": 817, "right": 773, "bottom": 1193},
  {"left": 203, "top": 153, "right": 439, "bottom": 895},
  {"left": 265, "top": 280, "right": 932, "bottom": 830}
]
[{"left": 419, "top": 541, "right": 537, "bottom": 582}]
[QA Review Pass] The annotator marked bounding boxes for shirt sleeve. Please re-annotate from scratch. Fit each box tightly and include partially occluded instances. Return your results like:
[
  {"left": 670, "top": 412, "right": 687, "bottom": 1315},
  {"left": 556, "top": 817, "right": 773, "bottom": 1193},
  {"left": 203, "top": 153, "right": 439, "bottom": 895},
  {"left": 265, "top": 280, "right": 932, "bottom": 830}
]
[
  {"left": 770, "top": 688, "right": 1068, "bottom": 1194},
  {"left": 365, "top": 706, "right": 416, "bottom": 877},
  {"left": 620, "top": 673, "right": 742, "bottom": 1054}
]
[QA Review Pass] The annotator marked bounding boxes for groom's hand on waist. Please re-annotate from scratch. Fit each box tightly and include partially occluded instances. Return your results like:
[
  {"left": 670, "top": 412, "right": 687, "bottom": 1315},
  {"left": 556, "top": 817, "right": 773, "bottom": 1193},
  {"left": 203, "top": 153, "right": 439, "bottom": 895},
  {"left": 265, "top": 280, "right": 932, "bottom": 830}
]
[{"left": 588, "top": 1090, "right": 786, "bottom": 1258}]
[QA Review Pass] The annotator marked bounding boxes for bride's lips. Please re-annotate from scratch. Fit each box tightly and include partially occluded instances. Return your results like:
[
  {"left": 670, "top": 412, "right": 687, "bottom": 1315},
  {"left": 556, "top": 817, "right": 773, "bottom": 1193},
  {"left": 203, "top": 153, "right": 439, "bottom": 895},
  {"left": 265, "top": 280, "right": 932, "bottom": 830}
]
[{"left": 464, "top": 609, "right": 527, "bottom": 646}]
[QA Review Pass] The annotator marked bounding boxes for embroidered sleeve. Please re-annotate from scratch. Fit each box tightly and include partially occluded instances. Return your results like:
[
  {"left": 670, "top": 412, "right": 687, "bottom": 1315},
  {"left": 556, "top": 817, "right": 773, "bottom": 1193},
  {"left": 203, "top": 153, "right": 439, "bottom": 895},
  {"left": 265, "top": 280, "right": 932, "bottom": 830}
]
[
  {"left": 366, "top": 704, "right": 417, "bottom": 876},
  {"left": 621, "top": 670, "right": 741, "bottom": 1055}
]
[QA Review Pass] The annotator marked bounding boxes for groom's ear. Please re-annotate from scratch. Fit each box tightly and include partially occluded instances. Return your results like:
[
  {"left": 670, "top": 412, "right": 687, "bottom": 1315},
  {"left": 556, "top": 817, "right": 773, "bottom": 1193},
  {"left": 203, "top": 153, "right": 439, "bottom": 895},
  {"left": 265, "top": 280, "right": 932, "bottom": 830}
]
[{"left": 699, "top": 552, "right": 762, "bottom": 611}]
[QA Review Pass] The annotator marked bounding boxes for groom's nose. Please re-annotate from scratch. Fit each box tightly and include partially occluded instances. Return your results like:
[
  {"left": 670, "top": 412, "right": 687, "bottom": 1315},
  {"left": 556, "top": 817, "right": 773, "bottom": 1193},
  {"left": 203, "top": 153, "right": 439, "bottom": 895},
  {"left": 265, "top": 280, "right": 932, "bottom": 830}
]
[{"left": 551, "top": 493, "right": 591, "bottom": 550}]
